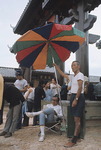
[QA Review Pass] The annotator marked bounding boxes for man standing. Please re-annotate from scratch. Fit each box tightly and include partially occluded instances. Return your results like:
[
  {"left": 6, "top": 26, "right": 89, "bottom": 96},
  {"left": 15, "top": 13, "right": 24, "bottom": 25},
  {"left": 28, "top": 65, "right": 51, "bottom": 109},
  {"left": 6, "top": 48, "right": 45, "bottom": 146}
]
[
  {"left": 14, "top": 70, "right": 28, "bottom": 130},
  {"left": 33, "top": 79, "right": 45, "bottom": 126},
  {"left": 94, "top": 77, "right": 101, "bottom": 101},
  {"left": 53, "top": 61, "right": 85, "bottom": 148}
]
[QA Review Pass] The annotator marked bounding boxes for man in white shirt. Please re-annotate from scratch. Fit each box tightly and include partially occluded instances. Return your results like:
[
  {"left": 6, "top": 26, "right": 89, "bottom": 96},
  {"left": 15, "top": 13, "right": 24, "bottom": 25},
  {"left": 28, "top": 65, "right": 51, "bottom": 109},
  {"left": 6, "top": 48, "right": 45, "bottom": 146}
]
[
  {"left": 53, "top": 61, "right": 85, "bottom": 148},
  {"left": 14, "top": 70, "right": 28, "bottom": 130},
  {"left": 26, "top": 94, "right": 62, "bottom": 142}
]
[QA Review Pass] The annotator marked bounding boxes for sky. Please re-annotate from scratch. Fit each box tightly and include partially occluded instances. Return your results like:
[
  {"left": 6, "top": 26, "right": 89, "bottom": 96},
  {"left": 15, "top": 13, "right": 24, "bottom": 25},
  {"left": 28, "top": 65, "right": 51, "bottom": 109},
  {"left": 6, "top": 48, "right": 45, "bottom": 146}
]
[{"left": 0, "top": 1, "right": 101, "bottom": 76}]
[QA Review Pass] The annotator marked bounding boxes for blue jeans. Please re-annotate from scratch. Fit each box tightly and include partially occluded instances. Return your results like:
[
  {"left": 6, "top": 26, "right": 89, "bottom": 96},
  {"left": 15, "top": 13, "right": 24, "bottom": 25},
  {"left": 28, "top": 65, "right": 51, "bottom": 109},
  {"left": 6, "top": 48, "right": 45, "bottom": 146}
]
[
  {"left": 22, "top": 101, "right": 28, "bottom": 118},
  {"left": 39, "top": 108, "right": 55, "bottom": 126}
]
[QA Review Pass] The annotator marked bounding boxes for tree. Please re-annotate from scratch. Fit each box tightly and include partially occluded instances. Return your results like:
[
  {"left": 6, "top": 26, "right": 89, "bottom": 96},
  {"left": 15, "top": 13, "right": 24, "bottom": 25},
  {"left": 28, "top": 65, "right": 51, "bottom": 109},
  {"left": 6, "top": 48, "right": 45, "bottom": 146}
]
[{"left": 96, "top": 40, "right": 101, "bottom": 49}]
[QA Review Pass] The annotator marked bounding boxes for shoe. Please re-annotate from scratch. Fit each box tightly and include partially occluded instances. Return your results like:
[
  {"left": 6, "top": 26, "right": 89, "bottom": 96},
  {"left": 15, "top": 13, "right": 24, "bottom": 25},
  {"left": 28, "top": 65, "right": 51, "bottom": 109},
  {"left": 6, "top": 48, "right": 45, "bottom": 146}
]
[
  {"left": 4, "top": 132, "right": 12, "bottom": 138},
  {"left": 63, "top": 141, "right": 76, "bottom": 148},
  {"left": 0, "top": 131, "right": 7, "bottom": 136},
  {"left": 39, "top": 135, "right": 45, "bottom": 142},
  {"left": 26, "top": 112, "right": 34, "bottom": 118}
]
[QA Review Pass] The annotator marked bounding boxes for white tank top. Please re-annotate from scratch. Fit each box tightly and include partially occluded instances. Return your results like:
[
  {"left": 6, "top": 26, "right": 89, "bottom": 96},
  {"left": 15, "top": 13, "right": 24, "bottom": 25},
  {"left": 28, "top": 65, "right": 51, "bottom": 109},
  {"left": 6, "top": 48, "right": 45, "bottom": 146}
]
[{"left": 28, "top": 88, "right": 35, "bottom": 100}]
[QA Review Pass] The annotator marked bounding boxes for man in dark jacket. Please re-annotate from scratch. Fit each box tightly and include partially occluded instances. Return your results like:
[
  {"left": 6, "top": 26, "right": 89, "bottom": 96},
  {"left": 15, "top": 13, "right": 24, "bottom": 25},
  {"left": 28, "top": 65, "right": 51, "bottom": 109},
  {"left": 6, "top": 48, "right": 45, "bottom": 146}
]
[
  {"left": 33, "top": 79, "right": 45, "bottom": 126},
  {"left": 0, "top": 84, "right": 25, "bottom": 138}
]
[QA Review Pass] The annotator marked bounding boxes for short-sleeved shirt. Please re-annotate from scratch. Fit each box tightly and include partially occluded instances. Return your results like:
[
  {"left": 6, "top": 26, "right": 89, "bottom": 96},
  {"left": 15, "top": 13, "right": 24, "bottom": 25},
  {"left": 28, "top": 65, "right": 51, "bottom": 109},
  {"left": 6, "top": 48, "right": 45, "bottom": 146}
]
[
  {"left": 50, "top": 83, "right": 61, "bottom": 97},
  {"left": 14, "top": 79, "right": 28, "bottom": 95},
  {"left": 46, "top": 104, "right": 62, "bottom": 119},
  {"left": 71, "top": 72, "right": 84, "bottom": 94},
  {"left": 43, "top": 89, "right": 52, "bottom": 101}
]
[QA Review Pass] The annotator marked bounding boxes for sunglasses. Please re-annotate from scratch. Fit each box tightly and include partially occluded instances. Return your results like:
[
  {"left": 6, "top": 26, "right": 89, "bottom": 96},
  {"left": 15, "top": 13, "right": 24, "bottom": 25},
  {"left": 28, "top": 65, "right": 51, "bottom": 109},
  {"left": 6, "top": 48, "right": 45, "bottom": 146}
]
[{"left": 52, "top": 99, "right": 58, "bottom": 102}]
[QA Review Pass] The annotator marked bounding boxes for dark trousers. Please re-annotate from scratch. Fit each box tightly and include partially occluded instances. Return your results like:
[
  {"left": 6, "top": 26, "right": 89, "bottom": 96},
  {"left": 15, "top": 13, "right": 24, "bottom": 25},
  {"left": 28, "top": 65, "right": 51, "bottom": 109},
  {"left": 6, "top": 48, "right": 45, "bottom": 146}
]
[
  {"left": 16, "top": 105, "right": 22, "bottom": 129},
  {"left": 33, "top": 107, "right": 41, "bottom": 126},
  {"left": 23, "top": 101, "right": 34, "bottom": 126}
]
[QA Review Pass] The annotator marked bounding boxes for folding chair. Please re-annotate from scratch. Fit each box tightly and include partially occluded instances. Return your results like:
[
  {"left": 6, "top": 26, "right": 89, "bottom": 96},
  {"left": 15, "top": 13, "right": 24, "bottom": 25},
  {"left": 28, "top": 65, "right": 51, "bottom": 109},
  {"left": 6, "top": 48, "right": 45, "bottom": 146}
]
[
  {"left": 38, "top": 117, "right": 63, "bottom": 136},
  {"left": 45, "top": 117, "right": 63, "bottom": 135}
]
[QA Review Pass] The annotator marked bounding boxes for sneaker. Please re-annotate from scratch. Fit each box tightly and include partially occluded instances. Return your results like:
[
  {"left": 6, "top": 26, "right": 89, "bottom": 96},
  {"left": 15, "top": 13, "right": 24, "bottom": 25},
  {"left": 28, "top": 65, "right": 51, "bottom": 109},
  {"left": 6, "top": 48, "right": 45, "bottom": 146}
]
[
  {"left": 4, "top": 132, "right": 12, "bottom": 138},
  {"left": 39, "top": 135, "right": 45, "bottom": 142},
  {"left": 26, "top": 112, "right": 34, "bottom": 118},
  {"left": 0, "top": 131, "right": 7, "bottom": 136}
]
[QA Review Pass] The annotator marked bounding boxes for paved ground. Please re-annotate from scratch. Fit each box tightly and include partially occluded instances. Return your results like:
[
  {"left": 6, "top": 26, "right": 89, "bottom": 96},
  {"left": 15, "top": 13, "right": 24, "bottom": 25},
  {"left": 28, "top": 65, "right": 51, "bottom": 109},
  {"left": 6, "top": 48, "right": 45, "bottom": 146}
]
[{"left": 0, "top": 107, "right": 101, "bottom": 150}]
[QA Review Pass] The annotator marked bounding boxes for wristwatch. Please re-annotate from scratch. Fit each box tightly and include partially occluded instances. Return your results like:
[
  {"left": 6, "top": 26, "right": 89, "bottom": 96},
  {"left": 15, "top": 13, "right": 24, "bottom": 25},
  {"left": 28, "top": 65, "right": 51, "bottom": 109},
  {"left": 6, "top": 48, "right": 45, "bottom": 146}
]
[{"left": 75, "top": 97, "right": 78, "bottom": 101}]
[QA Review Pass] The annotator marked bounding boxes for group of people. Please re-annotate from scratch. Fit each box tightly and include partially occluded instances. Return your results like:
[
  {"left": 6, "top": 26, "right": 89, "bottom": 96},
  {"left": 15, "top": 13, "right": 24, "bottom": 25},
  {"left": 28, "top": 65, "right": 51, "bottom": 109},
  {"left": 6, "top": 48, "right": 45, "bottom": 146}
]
[
  {"left": 0, "top": 60, "right": 88, "bottom": 148},
  {"left": 84, "top": 77, "right": 101, "bottom": 101}
]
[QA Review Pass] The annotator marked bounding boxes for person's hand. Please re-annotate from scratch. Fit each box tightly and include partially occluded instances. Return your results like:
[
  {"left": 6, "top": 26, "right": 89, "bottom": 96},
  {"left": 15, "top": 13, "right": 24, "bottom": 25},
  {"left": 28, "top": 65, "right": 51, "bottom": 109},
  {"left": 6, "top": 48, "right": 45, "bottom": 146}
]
[
  {"left": 54, "top": 110, "right": 57, "bottom": 115},
  {"left": 53, "top": 63, "right": 56, "bottom": 67},
  {"left": 72, "top": 99, "right": 77, "bottom": 107}
]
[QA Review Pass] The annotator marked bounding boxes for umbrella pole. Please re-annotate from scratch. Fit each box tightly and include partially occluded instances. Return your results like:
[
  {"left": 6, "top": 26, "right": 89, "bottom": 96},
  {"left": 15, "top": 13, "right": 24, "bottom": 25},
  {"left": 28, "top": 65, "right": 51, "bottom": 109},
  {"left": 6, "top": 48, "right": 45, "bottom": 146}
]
[{"left": 49, "top": 45, "right": 66, "bottom": 132}]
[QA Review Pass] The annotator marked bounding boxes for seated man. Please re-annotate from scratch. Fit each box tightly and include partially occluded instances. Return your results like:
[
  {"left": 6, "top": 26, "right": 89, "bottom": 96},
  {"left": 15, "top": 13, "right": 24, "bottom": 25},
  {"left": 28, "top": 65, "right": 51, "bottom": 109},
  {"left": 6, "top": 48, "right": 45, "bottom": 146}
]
[{"left": 26, "top": 94, "right": 62, "bottom": 142}]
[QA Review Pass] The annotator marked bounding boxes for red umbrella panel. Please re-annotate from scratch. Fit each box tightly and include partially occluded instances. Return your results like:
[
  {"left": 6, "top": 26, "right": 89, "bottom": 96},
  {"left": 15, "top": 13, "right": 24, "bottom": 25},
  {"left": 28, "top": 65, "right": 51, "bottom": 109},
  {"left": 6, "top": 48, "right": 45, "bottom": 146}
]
[{"left": 12, "top": 23, "right": 85, "bottom": 69}]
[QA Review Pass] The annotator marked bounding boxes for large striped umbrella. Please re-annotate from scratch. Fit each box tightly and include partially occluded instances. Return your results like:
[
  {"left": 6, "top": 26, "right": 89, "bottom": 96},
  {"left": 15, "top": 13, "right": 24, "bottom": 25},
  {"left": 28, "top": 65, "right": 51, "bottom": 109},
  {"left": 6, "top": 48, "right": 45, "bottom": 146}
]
[{"left": 12, "top": 23, "right": 85, "bottom": 69}]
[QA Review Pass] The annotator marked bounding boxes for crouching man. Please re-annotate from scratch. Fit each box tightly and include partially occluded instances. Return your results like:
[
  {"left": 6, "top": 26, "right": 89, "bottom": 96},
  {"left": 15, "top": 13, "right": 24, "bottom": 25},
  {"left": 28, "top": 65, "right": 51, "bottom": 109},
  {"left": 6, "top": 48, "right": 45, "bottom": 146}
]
[{"left": 0, "top": 84, "right": 25, "bottom": 138}]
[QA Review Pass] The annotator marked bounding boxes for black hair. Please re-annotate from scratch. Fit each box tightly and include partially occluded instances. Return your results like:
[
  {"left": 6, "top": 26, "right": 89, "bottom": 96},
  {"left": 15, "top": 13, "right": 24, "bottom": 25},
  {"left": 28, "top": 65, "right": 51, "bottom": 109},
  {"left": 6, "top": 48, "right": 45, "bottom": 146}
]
[
  {"left": 28, "top": 82, "right": 33, "bottom": 87},
  {"left": 44, "top": 80, "right": 49, "bottom": 85},
  {"left": 72, "top": 61, "right": 80, "bottom": 66},
  {"left": 100, "top": 77, "right": 101, "bottom": 82},
  {"left": 52, "top": 77, "right": 56, "bottom": 82},
  {"left": 39, "top": 79, "right": 45, "bottom": 86},
  {"left": 53, "top": 94, "right": 59, "bottom": 101}
]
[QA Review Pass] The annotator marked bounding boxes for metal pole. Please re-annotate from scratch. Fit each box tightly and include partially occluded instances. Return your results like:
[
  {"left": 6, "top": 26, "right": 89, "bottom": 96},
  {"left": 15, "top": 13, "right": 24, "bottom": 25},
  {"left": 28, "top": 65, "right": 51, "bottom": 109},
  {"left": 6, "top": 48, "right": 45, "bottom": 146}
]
[{"left": 49, "top": 44, "right": 66, "bottom": 131}]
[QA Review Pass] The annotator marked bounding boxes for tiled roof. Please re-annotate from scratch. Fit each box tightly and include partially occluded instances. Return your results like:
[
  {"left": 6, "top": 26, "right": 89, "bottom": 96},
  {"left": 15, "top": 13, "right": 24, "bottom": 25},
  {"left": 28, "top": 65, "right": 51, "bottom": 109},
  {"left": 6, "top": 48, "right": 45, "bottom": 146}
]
[
  {"left": 0, "top": 67, "right": 100, "bottom": 82},
  {"left": 0, "top": 67, "right": 16, "bottom": 78},
  {"left": 89, "top": 75, "right": 100, "bottom": 83},
  {"left": 0, "top": 66, "right": 54, "bottom": 78},
  {"left": 33, "top": 66, "right": 54, "bottom": 73}
]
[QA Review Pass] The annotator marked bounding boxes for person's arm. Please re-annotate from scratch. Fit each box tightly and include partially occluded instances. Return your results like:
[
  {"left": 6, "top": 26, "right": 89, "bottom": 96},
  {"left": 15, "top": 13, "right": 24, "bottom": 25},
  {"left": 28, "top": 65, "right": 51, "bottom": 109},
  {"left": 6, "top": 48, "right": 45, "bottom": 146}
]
[
  {"left": 84, "top": 82, "right": 89, "bottom": 94},
  {"left": 72, "top": 80, "right": 83, "bottom": 107},
  {"left": 53, "top": 63, "right": 69, "bottom": 80},
  {"left": 42, "top": 88, "right": 46, "bottom": 99},
  {"left": 54, "top": 106, "right": 63, "bottom": 118},
  {"left": 67, "top": 86, "right": 71, "bottom": 91},
  {"left": 50, "top": 90, "right": 53, "bottom": 101},
  {"left": 19, "top": 86, "right": 27, "bottom": 93},
  {"left": 25, "top": 88, "right": 33, "bottom": 100}
]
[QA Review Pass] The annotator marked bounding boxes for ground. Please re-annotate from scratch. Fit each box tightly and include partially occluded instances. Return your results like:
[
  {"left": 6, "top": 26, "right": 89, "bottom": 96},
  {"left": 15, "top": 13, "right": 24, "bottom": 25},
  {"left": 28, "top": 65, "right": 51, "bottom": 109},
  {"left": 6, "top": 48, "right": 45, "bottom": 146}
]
[{"left": 0, "top": 107, "right": 101, "bottom": 150}]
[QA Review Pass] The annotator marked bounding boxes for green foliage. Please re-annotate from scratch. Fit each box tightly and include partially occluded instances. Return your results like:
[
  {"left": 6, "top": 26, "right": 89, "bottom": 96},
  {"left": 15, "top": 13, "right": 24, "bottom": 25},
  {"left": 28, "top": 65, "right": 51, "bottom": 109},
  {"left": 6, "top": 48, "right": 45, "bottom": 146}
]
[{"left": 96, "top": 40, "right": 101, "bottom": 49}]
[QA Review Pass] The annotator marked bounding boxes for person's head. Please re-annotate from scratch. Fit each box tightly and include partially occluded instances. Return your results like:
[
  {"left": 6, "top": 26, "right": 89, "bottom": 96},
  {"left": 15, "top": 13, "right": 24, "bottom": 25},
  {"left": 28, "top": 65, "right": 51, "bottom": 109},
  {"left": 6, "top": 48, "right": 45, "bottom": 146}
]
[
  {"left": 85, "top": 81, "right": 89, "bottom": 86},
  {"left": 39, "top": 79, "right": 45, "bottom": 88},
  {"left": 71, "top": 61, "right": 80, "bottom": 74},
  {"left": 52, "top": 94, "right": 59, "bottom": 106},
  {"left": 28, "top": 82, "right": 33, "bottom": 88},
  {"left": 100, "top": 77, "right": 101, "bottom": 82},
  {"left": 15, "top": 70, "right": 23, "bottom": 80},
  {"left": 44, "top": 80, "right": 50, "bottom": 89},
  {"left": 52, "top": 77, "right": 56, "bottom": 84}
]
